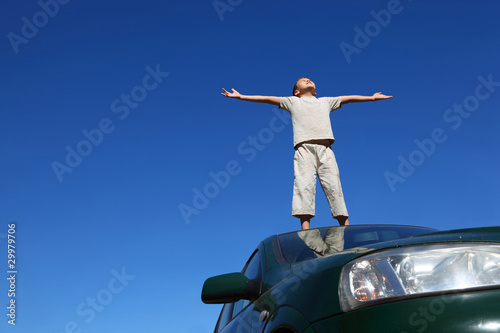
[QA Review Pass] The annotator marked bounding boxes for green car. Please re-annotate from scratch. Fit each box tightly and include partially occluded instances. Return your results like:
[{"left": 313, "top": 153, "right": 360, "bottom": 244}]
[{"left": 202, "top": 224, "right": 500, "bottom": 332}]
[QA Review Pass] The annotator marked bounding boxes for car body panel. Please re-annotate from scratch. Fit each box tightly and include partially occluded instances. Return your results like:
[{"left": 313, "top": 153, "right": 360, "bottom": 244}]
[
  {"left": 312, "top": 288, "right": 500, "bottom": 332},
  {"left": 203, "top": 225, "right": 500, "bottom": 332}
]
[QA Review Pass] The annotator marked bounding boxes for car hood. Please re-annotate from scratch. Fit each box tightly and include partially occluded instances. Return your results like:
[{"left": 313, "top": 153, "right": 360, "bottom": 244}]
[
  {"left": 268, "top": 226, "right": 500, "bottom": 324},
  {"left": 360, "top": 225, "right": 500, "bottom": 252}
]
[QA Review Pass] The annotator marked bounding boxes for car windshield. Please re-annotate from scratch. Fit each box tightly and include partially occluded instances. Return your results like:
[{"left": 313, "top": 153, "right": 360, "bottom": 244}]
[{"left": 278, "top": 225, "right": 437, "bottom": 263}]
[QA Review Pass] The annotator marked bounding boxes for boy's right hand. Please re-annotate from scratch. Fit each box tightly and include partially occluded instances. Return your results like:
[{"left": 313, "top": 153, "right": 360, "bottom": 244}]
[{"left": 221, "top": 88, "right": 241, "bottom": 99}]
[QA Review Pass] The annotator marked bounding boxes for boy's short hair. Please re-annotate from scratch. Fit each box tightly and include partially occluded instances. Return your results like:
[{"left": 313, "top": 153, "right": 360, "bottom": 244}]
[{"left": 293, "top": 77, "right": 309, "bottom": 96}]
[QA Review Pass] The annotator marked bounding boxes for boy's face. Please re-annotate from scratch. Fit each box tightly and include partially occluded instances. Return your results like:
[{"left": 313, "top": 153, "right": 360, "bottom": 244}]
[{"left": 293, "top": 78, "right": 316, "bottom": 96}]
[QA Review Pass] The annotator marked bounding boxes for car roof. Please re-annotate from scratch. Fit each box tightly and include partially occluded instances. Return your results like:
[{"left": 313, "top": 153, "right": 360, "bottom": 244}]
[{"left": 272, "top": 225, "right": 439, "bottom": 264}]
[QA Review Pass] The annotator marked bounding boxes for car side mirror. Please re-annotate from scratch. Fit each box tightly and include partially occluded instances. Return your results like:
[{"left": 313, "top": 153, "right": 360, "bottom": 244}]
[{"left": 202, "top": 272, "right": 260, "bottom": 304}]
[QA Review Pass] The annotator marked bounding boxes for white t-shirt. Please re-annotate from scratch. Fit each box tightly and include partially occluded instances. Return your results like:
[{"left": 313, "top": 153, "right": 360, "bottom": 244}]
[{"left": 279, "top": 96, "right": 342, "bottom": 148}]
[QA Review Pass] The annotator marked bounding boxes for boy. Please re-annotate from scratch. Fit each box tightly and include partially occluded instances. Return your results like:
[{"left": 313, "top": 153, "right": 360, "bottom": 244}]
[{"left": 221, "top": 77, "right": 392, "bottom": 230}]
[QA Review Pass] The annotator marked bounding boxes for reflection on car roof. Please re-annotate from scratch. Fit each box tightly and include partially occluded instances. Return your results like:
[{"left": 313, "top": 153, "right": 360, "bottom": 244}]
[{"left": 277, "top": 225, "right": 437, "bottom": 264}]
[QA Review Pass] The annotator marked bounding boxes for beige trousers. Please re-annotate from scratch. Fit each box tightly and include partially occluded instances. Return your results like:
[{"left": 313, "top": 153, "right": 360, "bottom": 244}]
[{"left": 292, "top": 141, "right": 348, "bottom": 218}]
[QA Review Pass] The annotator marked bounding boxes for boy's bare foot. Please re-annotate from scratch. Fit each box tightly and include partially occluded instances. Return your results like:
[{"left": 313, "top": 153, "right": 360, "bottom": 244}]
[
  {"left": 336, "top": 216, "right": 349, "bottom": 226},
  {"left": 298, "top": 215, "right": 312, "bottom": 230}
]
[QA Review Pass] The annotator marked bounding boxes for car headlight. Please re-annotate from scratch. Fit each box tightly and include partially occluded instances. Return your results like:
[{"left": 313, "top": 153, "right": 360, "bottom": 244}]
[{"left": 339, "top": 244, "right": 500, "bottom": 312}]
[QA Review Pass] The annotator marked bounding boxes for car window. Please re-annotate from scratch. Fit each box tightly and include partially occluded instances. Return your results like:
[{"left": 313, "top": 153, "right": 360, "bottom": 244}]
[
  {"left": 232, "top": 298, "right": 250, "bottom": 319},
  {"left": 232, "top": 250, "right": 262, "bottom": 317},
  {"left": 215, "top": 249, "right": 262, "bottom": 331},
  {"left": 215, "top": 303, "right": 233, "bottom": 333},
  {"left": 278, "top": 225, "right": 437, "bottom": 263},
  {"left": 242, "top": 250, "right": 261, "bottom": 280}
]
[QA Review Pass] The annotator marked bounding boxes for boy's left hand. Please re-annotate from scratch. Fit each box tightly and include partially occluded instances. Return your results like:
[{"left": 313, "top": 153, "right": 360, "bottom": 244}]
[{"left": 372, "top": 92, "right": 393, "bottom": 100}]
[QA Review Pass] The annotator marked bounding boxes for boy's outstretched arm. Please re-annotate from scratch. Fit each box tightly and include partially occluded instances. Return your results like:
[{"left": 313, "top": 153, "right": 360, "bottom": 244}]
[
  {"left": 221, "top": 88, "right": 281, "bottom": 106},
  {"left": 340, "top": 92, "right": 393, "bottom": 105}
]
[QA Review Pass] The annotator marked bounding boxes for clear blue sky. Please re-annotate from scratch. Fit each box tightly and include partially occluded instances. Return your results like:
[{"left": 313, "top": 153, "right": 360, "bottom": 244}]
[{"left": 1, "top": 0, "right": 499, "bottom": 331}]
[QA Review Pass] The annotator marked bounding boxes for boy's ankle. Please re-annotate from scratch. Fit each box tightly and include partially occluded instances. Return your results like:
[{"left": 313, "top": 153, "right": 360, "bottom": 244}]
[{"left": 336, "top": 216, "right": 349, "bottom": 226}]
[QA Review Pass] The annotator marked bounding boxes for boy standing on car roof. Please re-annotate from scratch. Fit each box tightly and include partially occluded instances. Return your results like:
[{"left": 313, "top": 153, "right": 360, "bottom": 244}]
[{"left": 221, "top": 77, "right": 392, "bottom": 230}]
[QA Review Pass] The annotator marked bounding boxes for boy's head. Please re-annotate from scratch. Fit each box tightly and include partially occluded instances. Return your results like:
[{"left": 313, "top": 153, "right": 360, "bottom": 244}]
[{"left": 293, "top": 77, "right": 317, "bottom": 97}]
